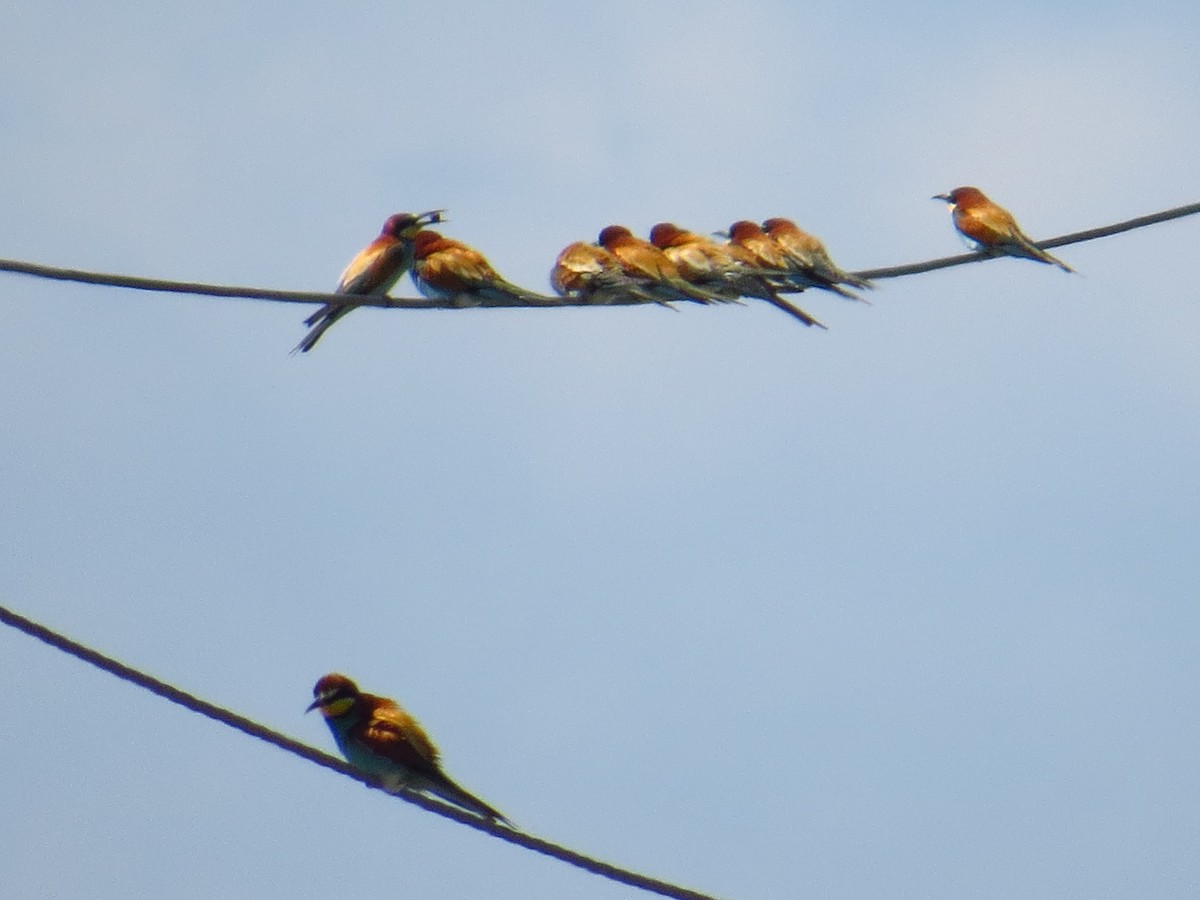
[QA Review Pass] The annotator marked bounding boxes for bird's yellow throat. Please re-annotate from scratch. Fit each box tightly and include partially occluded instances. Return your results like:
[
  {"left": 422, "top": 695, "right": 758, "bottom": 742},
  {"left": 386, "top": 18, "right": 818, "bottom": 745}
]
[{"left": 320, "top": 697, "right": 355, "bottom": 717}]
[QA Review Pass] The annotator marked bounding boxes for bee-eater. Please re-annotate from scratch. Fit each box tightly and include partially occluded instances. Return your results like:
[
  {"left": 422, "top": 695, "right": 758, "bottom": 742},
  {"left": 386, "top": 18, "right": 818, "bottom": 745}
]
[
  {"left": 761, "top": 217, "right": 873, "bottom": 294},
  {"left": 550, "top": 241, "right": 662, "bottom": 305},
  {"left": 307, "top": 673, "right": 512, "bottom": 826},
  {"left": 933, "top": 186, "right": 1074, "bottom": 272},
  {"left": 410, "top": 230, "right": 552, "bottom": 307},
  {"left": 727, "top": 220, "right": 861, "bottom": 301},
  {"left": 596, "top": 225, "right": 728, "bottom": 307},
  {"left": 648, "top": 222, "right": 825, "bottom": 328},
  {"left": 294, "top": 210, "right": 444, "bottom": 353}
]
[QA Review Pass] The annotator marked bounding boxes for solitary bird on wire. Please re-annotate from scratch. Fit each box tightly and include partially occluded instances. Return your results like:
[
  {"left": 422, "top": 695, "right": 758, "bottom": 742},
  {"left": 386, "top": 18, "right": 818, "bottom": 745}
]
[
  {"left": 307, "top": 673, "right": 513, "bottom": 826},
  {"left": 648, "top": 221, "right": 825, "bottom": 328},
  {"left": 596, "top": 224, "right": 728, "bottom": 307},
  {"left": 295, "top": 210, "right": 444, "bottom": 353},
  {"left": 761, "top": 217, "right": 873, "bottom": 295},
  {"left": 410, "top": 230, "right": 553, "bottom": 307},
  {"left": 933, "top": 186, "right": 1075, "bottom": 272}
]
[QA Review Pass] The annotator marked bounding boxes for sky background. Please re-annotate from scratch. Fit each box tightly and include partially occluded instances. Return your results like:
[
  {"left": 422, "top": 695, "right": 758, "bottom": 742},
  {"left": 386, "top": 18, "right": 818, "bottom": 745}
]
[{"left": 2, "top": 3, "right": 1199, "bottom": 898}]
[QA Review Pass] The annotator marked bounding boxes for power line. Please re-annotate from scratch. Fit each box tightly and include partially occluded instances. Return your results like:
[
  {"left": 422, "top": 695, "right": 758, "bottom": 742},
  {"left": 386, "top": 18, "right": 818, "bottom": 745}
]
[
  {"left": 1, "top": 200, "right": 1196, "bottom": 312},
  {"left": 0, "top": 259, "right": 566, "bottom": 310},
  {"left": 0, "top": 603, "right": 724, "bottom": 900}
]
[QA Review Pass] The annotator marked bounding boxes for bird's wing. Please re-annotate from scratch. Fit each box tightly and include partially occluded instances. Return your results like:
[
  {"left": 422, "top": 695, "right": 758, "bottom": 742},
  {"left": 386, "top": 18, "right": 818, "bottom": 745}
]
[
  {"left": 552, "top": 244, "right": 624, "bottom": 295},
  {"left": 423, "top": 248, "right": 500, "bottom": 292},
  {"left": 556, "top": 249, "right": 605, "bottom": 279},
  {"left": 773, "top": 235, "right": 817, "bottom": 269},
  {"left": 748, "top": 235, "right": 793, "bottom": 270},
  {"left": 610, "top": 245, "right": 664, "bottom": 281},
  {"left": 337, "top": 239, "right": 408, "bottom": 295},
  {"left": 362, "top": 700, "right": 513, "bottom": 825},
  {"left": 360, "top": 701, "right": 443, "bottom": 775},
  {"left": 955, "top": 207, "right": 1017, "bottom": 248},
  {"left": 665, "top": 242, "right": 723, "bottom": 280},
  {"left": 798, "top": 246, "right": 872, "bottom": 294}
]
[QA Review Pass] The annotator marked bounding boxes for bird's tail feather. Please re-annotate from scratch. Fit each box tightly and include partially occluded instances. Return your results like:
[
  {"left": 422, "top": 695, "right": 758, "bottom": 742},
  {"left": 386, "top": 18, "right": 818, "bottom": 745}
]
[
  {"left": 425, "top": 774, "right": 515, "bottom": 828},
  {"left": 761, "top": 289, "right": 827, "bottom": 329},
  {"left": 292, "top": 305, "right": 353, "bottom": 354},
  {"left": 811, "top": 278, "right": 866, "bottom": 302},
  {"left": 477, "top": 283, "right": 562, "bottom": 307},
  {"left": 1038, "top": 248, "right": 1075, "bottom": 274},
  {"left": 672, "top": 279, "right": 730, "bottom": 306},
  {"left": 831, "top": 269, "right": 875, "bottom": 291},
  {"left": 303, "top": 303, "right": 333, "bottom": 328},
  {"left": 1015, "top": 237, "right": 1076, "bottom": 273},
  {"left": 809, "top": 250, "right": 875, "bottom": 292}
]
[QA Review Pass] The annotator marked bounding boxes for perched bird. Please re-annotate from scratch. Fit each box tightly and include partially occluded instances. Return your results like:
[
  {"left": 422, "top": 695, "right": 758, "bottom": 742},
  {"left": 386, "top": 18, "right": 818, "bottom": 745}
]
[
  {"left": 307, "top": 673, "right": 512, "bottom": 826},
  {"left": 410, "top": 230, "right": 554, "bottom": 307},
  {"left": 649, "top": 222, "right": 825, "bottom": 328},
  {"left": 596, "top": 225, "right": 727, "bottom": 307},
  {"left": 761, "top": 217, "right": 872, "bottom": 293},
  {"left": 727, "top": 220, "right": 861, "bottom": 301},
  {"left": 295, "top": 210, "right": 444, "bottom": 353},
  {"left": 933, "top": 186, "right": 1074, "bottom": 272},
  {"left": 549, "top": 241, "right": 662, "bottom": 305}
]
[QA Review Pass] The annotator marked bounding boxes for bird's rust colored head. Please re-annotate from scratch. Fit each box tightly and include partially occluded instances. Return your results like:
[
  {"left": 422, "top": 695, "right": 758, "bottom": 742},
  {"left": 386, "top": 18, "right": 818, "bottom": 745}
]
[
  {"left": 307, "top": 673, "right": 362, "bottom": 716},
  {"left": 761, "top": 217, "right": 798, "bottom": 235},
  {"left": 596, "top": 225, "right": 635, "bottom": 248},
  {"left": 728, "top": 220, "right": 767, "bottom": 241},
  {"left": 932, "top": 187, "right": 986, "bottom": 207},
  {"left": 383, "top": 210, "right": 444, "bottom": 238},
  {"left": 648, "top": 222, "right": 689, "bottom": 249}
]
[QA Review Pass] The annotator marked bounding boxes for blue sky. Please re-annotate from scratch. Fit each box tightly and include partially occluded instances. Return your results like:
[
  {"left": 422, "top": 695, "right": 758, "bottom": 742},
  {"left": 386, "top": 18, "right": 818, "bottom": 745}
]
[{"left": 2, "top": 3, "right": 1199, "bottom": 898}]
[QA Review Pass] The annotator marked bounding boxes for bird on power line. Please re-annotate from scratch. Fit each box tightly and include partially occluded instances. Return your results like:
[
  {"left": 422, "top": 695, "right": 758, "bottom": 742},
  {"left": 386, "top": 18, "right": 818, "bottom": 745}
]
[
  {"left": 726, "top": 219, "right": 862, "bottom": 301},
  {"left": 760, "top": 217, "right": 873, "bottom": 295},
  {"left": 295, "top": 210, "right": 444, "bottom": 353},
  {"left": 596, "top": 224, "right": 730, "bottom": 308},
  {"left": 649, "top": 221, "right": 825, "bottom": 328},
  {"left": 410, "top": 230, "right": 555, "bottom": 307},
  {"left": 933, "top": 186, "right": 1075, "bottom": 272},
  {"left": 307, "top": 673, "right": 514, "bottom": 826},
  {"left": 550, "top": 241, "right": 664, "bottom": 305}
]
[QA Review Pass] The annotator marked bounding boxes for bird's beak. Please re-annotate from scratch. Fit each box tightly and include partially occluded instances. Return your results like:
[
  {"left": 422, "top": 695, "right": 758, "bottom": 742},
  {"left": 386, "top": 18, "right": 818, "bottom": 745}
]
[
  {"left": 417, "top": 209, "right": 446, "bottom": 226},
  {"left": 932, "top": 193, "right": 951, "bottom": 202},
  {"left": 305, "top": 698, "right": 324, "bottom": 713},
  {"left": 712, "top": 230, "right": 730, "bottom": 240}
]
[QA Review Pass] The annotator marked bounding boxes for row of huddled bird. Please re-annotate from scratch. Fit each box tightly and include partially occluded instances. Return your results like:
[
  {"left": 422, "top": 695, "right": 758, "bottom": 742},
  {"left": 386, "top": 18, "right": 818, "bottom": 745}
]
[{"left": 295, "top": 186, "right": 1074, "bottom": 352}]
